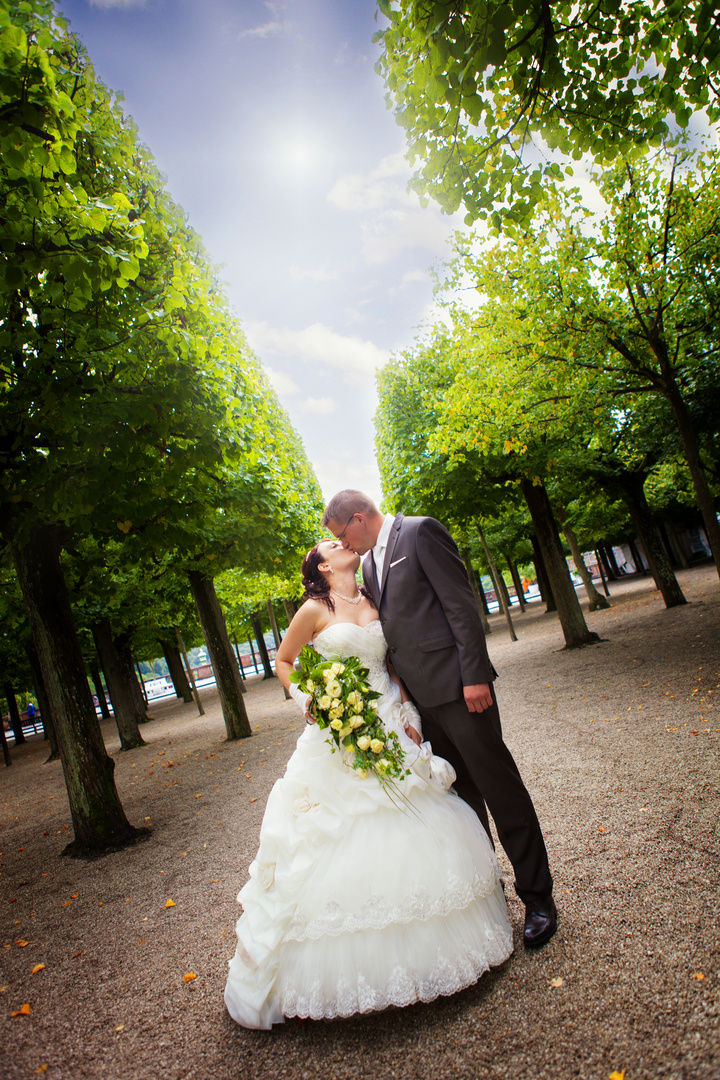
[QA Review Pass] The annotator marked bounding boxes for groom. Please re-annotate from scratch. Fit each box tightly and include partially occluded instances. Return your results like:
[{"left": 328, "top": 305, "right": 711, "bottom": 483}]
[{"left": 323, "top": 490, "right": 557, "bottom": 948}]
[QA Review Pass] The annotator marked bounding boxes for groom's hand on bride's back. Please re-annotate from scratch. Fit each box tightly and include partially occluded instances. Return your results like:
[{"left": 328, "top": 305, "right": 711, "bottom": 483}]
[{"left": 464, "top": 684, "right": 493, "bottom": 714}]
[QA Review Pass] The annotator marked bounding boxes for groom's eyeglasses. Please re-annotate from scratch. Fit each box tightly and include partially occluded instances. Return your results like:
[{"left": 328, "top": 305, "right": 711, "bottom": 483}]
[{"left": 335, "top": 514, "right": 356, "bottom": 542}]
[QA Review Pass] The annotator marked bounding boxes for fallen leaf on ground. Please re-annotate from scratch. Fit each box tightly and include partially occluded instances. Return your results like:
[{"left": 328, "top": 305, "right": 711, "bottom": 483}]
[
  {"left": 31, "top": 964, "right": 45, "bottom": 975},
  {"left": 183, "top": 973, "right": 197, "bottom": 983},
  {"left": 116, "top": 1024, "right": 124, "bottom": 1032},
  {"left": 15, "top": 940, "right": 29, "bottom": 947},
  {"left": 693, "top": 972, "right": 705, "bottom": 980},
  {"left": 11, "top": 1003, "right": 31, "bottom": 1017},
  {"left": 609, "top": 1071, "right": 626, "bottom": 1080},
  {"left": 250, "top": 798, "right": 258, "bottom": 803},
  {"left": 549, "top": 976, "right": 564, "bottom": 988},
  {"left": 33, "top": 1066, "right": 48, "bottom": 1074},
  {"left": 165, "top": 899, "right": 176, "bottom": 908}
]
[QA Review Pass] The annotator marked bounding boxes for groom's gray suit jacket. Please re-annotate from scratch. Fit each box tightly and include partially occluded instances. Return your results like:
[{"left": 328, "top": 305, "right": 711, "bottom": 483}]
[{"left": 362, "top": 514, "right": 496, "bottom": 708}]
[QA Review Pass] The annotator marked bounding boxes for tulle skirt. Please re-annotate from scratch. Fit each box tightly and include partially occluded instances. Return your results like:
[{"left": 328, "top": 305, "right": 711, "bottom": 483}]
[{"left": 224, "top": 723, "right": 513, "bottom": 1028}]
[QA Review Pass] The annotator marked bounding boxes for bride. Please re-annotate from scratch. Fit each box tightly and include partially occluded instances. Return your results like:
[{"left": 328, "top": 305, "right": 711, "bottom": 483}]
[{"left": 224, "top": 539, "right": 513, "bottom": 1029}]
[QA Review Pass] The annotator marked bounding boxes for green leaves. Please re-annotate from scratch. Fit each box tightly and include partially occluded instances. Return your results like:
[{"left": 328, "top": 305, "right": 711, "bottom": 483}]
[
  {"left": 0, "top": 0, "right": 323, "bottom": 600},
  {"left": 376, "top": 1, "right": 719, "bottom": 232}
]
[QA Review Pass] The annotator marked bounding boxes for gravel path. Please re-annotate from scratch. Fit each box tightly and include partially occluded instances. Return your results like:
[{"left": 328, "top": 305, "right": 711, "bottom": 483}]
[{"left": 1, "top": 565, "right": 718, "bottom": 1080}]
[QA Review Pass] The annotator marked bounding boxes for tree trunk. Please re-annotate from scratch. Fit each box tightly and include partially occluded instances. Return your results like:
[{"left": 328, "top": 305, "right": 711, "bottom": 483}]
[
  {"left": 530, "top": 533, "right": 556, "bottom": 612},
  {"left": 603, "top": 544, "right": 622, "bottom": 577},
  {"left": 282, "top": 598, "right": 298, "bottom": 625},
  {"left": 475, "top": 522, "right": 517, "bottom": 643},
  {"left": 628, "top": 539, "right": 647, "bottom": 575},
  {"left": 136, "top": 661, "right": 149, "bottom": 705},
  {"left": 250, "top": 614, "right": 275, "bottom": 679},
  {"left": 562, "top": 526, "right": 610, "bottom": 611},
  {"left": 462, "top": 547, "right": 491, "bottom": 635},
  {"left": 267, "top": 599, "right": 291, "bottom": 700},
  {"left": 505, "top": 555, "right": 527, "bottom": 612},
  {"left": 4, "top": 681, "right": 25, "bottom": 745},
  {"left": 160, "top": 639, "right": 193, "bottom": 702},
  {"left": 174, "top": 626, "right": 205, "bottom": 715},
  {"left": 495, "top": 565, "right": 513, "bottom": 614},
  {"left": 617, "top": 477, "right": 687, "bottom": 608},
  {"left": 594, "top": 550, "right": 611, "bottom": 596},
  {"left": 26, "top": 642, "right": 59, "bottom": 761},
  {"left": 0, "top": 714, "right": 10, "bottom": 767},
  {"left": 8, "top": 525, "right": 138, "bottom": 853},
  {"left": 232, "top": 634, "right": 247, "bottom": 682},
  {"left": 116, "top": 637, "right": 153, "bottom": 722},
  {"left": 663, "top": 373, "right": 720, "bottom": 579},
  {"left": 521, "top": 480, "right": 600, "bottom": 648},
  {"left": 188, "top": 570, "right": 251, "bottom": 739},
  {"left": 665, "top": 519, "right": 689, "bottom": 569},
  {"left": 91, "top": 621, "right": 146, "bottom": 750},
  {"left": 90, "top": 664, "right": 111, "bottom": 719}
]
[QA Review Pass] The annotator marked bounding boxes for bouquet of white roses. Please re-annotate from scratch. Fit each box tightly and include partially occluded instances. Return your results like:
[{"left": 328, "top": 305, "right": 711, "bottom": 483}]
[{"left": 289, "top": 644, "right": 411, "bottom": 794}]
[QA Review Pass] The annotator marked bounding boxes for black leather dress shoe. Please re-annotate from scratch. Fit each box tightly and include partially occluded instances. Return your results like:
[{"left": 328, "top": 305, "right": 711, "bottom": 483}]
[{"left": 523, "top": 896, "right": 557, "bottom": 948}]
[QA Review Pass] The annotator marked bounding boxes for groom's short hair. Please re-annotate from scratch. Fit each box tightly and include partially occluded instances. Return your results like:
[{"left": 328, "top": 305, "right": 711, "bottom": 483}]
[{"left": 322, "top": 490, "right": 378, "bottom": 527}]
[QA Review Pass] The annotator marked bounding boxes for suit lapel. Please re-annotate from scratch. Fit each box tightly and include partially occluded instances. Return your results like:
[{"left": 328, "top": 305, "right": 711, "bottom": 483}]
[
  {"left": 362, "top": 550, "right": 380, "bottom": 606},
  {"left": 379, "top": 513, "right": 403, "bottom": 601}
]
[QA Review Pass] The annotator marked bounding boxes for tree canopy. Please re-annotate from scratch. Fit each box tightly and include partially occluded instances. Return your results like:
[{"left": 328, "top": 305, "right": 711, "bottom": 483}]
[{"left": 375, "top": 0, "right": 720, "bottom": 230}]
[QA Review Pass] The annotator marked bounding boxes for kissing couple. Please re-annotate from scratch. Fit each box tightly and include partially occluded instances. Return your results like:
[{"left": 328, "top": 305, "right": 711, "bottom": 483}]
[{"left": 224, "top": 491, "right": 556, "bottom": 1029}]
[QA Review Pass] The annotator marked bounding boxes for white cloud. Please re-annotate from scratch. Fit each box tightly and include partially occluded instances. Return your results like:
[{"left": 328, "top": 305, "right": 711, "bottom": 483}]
[
  {"left": 400, "top": 269, "right": 429, "bottom": 287},
  {"left": 316, "top": 456, "right": 383, "bottom": 508},
  {"left": 238, "top": 20, "right": 294, "bottom": 40},
  {"left": 328, "top": 153, "right": 458, "bottom": 265},
  {"left": 245, "top": 321, "right": 390, "bottom": 378},
  {"left": 300, "top": 396, "right": 336, "bottom": 415},
  {"left": 265, "top": 367, "right": 299, "bottom": 396},
  {"left": 288, "top": 264, "right": 343, "bottom": 284},
  {"left": 88, "top": 0, "right": 146, "bottom": 7}
]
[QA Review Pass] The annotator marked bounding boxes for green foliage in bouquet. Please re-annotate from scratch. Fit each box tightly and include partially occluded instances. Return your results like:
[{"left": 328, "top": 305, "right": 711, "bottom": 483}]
[{"left": 289, "top": 645, "right": 412, "bottom": 795}]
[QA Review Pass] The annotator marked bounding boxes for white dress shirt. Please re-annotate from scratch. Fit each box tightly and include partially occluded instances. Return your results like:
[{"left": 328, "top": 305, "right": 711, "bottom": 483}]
[{"left": 369, "top": 512, "right": 395, "bottom": 588}]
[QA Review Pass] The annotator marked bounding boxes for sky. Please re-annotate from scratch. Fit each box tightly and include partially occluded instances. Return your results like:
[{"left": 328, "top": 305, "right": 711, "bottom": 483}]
[{"left": 55, "top": 0, "right": 465, "bottom": 507}]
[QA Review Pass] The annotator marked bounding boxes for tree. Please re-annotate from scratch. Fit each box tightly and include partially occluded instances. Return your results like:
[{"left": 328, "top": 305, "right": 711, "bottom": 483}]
[
  {"left": 375, "top": 332, "right": 602, "bottom": 646},
  {"left": 445, "top": 153, "right": 720, "bottom": 576},
  {"left": 0, "top": 1, "right": 323, "bottom": 847},
  {"left": 375, "top": 0, "right": 720, "bottom": 230}
]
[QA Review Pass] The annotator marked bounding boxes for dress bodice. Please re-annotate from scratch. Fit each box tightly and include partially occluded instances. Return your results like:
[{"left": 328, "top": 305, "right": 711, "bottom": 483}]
[{"left": 312, "top": 621, "right": 394, "bottom": 700}]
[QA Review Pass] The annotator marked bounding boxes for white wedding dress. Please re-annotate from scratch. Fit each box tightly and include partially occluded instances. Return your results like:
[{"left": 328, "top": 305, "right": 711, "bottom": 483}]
[{"left": 224, "top": 621, "right": 513, "bottom": 1029}]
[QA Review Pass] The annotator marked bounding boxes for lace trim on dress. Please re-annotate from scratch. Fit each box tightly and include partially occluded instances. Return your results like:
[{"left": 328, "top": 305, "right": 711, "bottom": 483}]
[
  {"left": 278, "top": 932, "right": 512, "bottom": 1020},
  {"left": 284, "top": 868, "right": 502, "bottom": 942}
]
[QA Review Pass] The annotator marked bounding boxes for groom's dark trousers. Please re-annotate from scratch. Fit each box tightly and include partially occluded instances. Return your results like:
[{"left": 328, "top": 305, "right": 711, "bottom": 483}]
[{"left": 363, "top": 513, "right": 553, "bottom": 903}]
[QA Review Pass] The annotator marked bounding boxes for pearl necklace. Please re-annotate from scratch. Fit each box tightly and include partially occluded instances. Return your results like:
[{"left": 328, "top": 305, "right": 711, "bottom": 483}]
[{"left": 330, "top": 588, "right": 363, "bottom": 605}]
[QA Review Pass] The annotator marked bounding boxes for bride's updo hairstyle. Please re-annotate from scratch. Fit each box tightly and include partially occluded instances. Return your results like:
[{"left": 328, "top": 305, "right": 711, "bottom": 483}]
[
  {"left": 300, "top": 543, "right": 375, "bottom": 612},
  {"left": 301, "top": 544, "right": 336, "bottom": 612}
]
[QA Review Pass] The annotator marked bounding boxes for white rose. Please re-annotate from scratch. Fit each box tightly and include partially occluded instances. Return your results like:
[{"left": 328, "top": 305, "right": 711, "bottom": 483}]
[
  {"left": 331, "top": 662, "right": 345, "bottom": 675},
  {"left": 327, "top": 681, "right": 342, "bottom": 699},
  {"left": 330, "top": 718, "right": 343, "bottom": 731},
  {"left": 305, "top": 679, "right": 316, "bottom": 692},
  {"left": 356, "top": 735, "right": 371, "bottom": 751},
  {"left": 318, "top": 695, "right": 331, "bottom": 710},
  {"left": 370, "top": 739, "right": 384, "bottom": 755},
  {"left": 355, "top": 767, "right": 368, "bottom": 780},
  {"left": 350, "top": 716, "right": 364, "bottom": 729}
]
